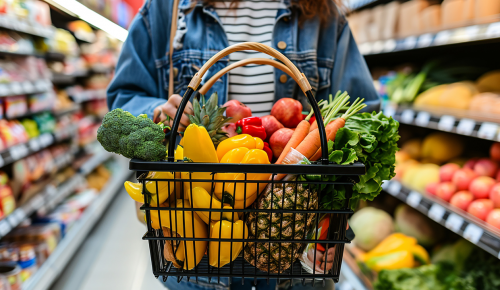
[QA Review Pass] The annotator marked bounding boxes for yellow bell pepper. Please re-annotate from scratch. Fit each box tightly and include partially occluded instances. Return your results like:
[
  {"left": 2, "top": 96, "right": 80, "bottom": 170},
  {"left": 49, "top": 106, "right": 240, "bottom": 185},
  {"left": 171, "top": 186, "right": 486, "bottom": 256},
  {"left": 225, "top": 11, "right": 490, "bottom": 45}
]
[
  {"left": 148, "top": 199, "right": 208, "bottom": 270},
  {"left": 216, "top": 149, "right": 270, "bottom": 209},
  {"left": 411, "top": 244, "right": 430, "bottom": 266},
  {"left": 182, "top": 124, "right": 218, "bottom": 194},
  {"left": 365, "top": 250, "right": 414, "bottom": 272},
  {"left": 216, "top": 134, "right": 258, "bottom": 161},
  {"left": 124, "top": 171, "right": 175, "bottom": 206},
  {"left": 188, "top": 187, "right": 235, "bottom": 224},
  {"left": 254, "top": 137, "right": 264, "bottom": 150},
  {"left": 363, "top": 233, "right": 417, "bottom": 261},
  {"left": 209, "top": 219, "right": 248, "bottom": 268},
  {"left": 214, "top": 147, "right": 250, "bottom": 195},
  {"left": 174, "top": 144, "right": 183, "bottom": 160}
]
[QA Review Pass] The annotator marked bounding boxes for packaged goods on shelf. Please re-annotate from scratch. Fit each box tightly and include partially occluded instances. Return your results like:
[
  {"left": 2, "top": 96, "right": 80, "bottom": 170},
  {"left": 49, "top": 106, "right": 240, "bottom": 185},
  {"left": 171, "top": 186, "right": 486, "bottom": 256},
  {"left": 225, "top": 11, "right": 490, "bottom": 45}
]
[{"left": 4, "top": 96, "right": 27, "bottom": 119}]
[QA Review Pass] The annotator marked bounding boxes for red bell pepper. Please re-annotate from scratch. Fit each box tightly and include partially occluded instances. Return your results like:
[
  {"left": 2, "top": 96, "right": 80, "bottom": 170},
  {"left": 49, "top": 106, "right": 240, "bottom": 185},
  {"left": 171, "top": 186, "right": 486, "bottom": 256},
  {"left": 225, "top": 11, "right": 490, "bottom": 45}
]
[
  {"left": 263, "top": 142, "right": 273, "bottom": 162},
  {"left": 235, "top": 117, "right": 267, "bottom": 140}
]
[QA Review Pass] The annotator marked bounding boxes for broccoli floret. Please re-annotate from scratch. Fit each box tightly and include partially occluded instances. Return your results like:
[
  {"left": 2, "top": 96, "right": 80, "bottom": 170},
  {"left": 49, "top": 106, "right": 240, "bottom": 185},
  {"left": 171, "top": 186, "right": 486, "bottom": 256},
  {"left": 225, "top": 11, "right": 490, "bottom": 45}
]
[{"left": 97, "top": 108, "right": 166, "bottom": 161}]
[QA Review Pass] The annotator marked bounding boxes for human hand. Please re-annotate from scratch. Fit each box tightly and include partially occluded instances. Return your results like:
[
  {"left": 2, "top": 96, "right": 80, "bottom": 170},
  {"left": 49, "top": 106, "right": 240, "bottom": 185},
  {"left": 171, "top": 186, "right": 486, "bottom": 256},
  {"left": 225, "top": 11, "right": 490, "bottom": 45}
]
[{"left": 153, "top": 94, "right": 193, "bottom": 132}]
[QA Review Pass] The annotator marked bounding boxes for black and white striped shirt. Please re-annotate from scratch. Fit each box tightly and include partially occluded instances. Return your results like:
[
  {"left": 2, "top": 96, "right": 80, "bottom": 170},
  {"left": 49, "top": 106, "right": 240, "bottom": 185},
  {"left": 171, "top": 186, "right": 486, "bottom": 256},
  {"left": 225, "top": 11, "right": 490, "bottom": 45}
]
[{"left": 214, "top": 0, "right": 285, "bottom": 116}]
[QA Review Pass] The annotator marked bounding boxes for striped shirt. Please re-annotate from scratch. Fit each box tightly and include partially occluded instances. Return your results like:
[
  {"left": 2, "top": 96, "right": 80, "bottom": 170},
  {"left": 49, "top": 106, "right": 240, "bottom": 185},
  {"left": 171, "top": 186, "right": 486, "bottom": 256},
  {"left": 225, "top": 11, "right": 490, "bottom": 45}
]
[{"left": 213, "top": 0, "right": 285, "bottom": 116}]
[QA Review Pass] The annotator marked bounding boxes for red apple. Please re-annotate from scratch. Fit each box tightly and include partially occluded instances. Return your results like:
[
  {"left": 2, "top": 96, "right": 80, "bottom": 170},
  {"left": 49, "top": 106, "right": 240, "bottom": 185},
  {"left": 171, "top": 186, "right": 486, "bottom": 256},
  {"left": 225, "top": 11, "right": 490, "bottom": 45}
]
[
  {"left": 439, "top": 163, "right": 460, "bottom": 182},
  {"left": 467, "top": 199, "right": 494, "bottom": 221},
  {"left": 452, "top": 168, "right": 477, "bottom": 191},
  {"left": 497, "top": 170, "right": 500, "bottom": 182},
  {"left": 223, "top": 100, "right": 252, "bottom": 123},
  {"left": 486, "top": 209, "right": 500, "bottom": 229},
  {"left": 271, "top": 98, "right": 303, "bottom": 128},
  {"left": 489, "top": 183, "right": 500, "bottom": 208},
  {"left": 269, "top": 128, "right": 295, "bottom": 159},
  {"left": 221, "top": 123, "right": 237, "bottom": 137},
  {"left": 470, "top": 176, "right": 496, "bottom": 199},
  {"left": 473, "top": 158, "right": 499, "bottom": 177},
  {"left": 490, "top": 143, "right": 500, "bottom": 161},
  {"left": 464, "top": 158, "right": 479, "bottom": 170},
  {"left": 261, "top": 115, "right": 284, "bottom": 141},
  {"left": 436, "top": 182, "right": 456, "bottom": 202},
  {"left": 450, "top": 191, "right": 474, "bottom": 211},
  {"left": 425, "top": 182, "right": 439, "bottom": 196}
]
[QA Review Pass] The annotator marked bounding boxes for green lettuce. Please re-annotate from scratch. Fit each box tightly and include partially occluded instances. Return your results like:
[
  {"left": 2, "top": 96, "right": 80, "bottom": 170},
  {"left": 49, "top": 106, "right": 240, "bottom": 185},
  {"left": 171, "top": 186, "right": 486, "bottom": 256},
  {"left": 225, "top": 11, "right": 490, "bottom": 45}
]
[{"left": 321, "top": 112, "right": 400, "bottom": 210}]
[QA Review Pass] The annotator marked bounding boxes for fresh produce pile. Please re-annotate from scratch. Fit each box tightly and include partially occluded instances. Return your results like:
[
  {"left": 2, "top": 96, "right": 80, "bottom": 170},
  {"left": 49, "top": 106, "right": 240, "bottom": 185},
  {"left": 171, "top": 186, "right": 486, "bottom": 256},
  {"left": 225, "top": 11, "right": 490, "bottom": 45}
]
[
  {"left": 98, "top": 92, "right": 399, "bottom": 273},
  {"left": 349, "top": 205, "right": 500, "bottom": 290},
  {"left": 397, "top": 133, "right": 500, "bottom": 229}
]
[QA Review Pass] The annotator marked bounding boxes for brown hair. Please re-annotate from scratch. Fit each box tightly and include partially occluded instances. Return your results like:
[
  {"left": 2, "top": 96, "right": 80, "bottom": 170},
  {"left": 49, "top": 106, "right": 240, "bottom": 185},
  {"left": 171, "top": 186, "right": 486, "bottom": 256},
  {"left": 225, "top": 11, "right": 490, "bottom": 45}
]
[{"left": 203, "top": 0, "right": 343, "bottom": 24}]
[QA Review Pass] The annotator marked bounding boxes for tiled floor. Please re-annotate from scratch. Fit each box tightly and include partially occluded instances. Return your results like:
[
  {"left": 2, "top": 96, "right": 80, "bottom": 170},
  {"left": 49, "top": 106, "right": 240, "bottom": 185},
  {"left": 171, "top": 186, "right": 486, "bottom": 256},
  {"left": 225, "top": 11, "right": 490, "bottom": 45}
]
[{"left": 52, "top": 187, "right": 166, "bottom": 290}]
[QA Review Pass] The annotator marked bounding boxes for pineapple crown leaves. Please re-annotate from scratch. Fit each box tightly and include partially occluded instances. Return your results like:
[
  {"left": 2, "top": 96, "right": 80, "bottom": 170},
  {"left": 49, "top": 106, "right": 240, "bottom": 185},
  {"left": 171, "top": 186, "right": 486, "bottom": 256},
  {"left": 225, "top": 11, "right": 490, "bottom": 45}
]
[{"left": 187, "top": 92, "right": 232, "bottom": 143}]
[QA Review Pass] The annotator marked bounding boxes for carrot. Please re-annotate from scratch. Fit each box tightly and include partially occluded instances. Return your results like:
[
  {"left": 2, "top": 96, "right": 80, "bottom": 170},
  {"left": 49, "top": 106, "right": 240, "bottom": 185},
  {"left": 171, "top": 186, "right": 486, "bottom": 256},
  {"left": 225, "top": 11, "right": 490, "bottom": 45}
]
[
  {"left": 275, "top": 120, "right": 310, "bottom": 164},
  {"left": 310, "top": 97, "right": 367, "bottom": 161}
]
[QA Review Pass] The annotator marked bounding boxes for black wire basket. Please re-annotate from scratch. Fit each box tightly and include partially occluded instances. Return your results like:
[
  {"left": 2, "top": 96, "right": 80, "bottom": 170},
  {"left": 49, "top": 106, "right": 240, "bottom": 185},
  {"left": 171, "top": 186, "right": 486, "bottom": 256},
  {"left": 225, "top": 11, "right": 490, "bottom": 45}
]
[{"left": 129, "top": 43, "right": 366, "bottom": 286}]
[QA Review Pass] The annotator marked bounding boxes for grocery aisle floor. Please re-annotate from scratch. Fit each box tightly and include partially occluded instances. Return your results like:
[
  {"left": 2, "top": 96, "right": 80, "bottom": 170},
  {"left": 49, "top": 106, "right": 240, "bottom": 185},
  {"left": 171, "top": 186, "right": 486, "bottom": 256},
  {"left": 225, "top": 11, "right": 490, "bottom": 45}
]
[{"left": 52, "top": 185, "right": 165, "bottom": 290}]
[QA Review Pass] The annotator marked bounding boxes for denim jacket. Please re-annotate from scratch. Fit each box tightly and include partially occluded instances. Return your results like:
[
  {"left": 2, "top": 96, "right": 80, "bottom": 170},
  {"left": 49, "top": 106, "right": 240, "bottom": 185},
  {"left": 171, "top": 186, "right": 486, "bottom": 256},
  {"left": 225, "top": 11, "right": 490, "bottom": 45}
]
[{"left": 107, "top": 0, "right": 380, "bottom": 118}]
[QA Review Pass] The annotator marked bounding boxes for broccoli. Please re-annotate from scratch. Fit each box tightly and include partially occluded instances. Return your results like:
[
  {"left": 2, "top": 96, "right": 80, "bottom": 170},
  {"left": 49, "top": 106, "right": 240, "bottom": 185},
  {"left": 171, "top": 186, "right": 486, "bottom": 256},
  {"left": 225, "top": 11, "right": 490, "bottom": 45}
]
[{"left": 97, "top": 108, "right": 167, "bottom": 161}]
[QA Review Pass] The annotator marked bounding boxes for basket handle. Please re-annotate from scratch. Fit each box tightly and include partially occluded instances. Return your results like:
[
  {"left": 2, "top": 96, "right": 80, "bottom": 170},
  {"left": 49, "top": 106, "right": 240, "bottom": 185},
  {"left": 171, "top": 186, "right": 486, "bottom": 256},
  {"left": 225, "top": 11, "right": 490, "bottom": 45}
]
[
  {"left": 198, "top": 58, "right": 298, "bottom": 95},
  {"left": 168, "top": 42, "right": 329, "bottom": 165}
]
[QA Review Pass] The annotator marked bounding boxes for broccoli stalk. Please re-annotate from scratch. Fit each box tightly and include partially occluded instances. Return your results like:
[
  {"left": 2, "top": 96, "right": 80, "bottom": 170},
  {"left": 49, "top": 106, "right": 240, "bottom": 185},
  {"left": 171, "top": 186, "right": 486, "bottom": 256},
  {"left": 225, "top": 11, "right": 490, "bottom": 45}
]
[{"left": 97, "top": 109, "right": 167, "bottom": 161}]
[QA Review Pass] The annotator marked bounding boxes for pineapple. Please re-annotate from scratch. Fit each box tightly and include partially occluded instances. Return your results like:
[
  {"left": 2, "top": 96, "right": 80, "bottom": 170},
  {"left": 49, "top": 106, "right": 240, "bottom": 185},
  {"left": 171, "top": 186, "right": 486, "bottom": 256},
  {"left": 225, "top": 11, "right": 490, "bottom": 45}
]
[
  {"left": 244, "top": 176, "right": 318, "bottom": 273},
  {"left": 188, "top": 92, "right": 232, "bottom": 147}
]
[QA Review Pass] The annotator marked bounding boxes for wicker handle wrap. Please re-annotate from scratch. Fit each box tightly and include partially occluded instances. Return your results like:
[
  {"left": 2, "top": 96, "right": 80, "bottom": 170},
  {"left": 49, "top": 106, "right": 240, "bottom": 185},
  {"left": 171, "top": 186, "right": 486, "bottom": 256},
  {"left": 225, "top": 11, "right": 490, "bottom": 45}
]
[
  {"left": 167, "top": 43, "right": 328, "bottom": 164},
  {"left": 199, "top": 58, "right": 297, "bottom": 95}
]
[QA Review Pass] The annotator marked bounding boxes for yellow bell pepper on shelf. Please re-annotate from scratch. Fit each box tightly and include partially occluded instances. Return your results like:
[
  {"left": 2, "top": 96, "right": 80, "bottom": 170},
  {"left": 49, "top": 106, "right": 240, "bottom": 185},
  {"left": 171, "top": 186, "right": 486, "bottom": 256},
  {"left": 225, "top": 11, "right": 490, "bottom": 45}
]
[
  {"left": 365, "top": 250, "right": 414, "bottom": 272},
  {"left": 215, "top": 149, "right": 270, "bottom": 209},
  {"left": 124, "top": 171, "right": 175, "bottom": 206},
  {"left": 363, "top": 233, "right": 417, "bottom": 261},
  {"left": 148, "top": 199, "right": 208, "bottom": 270},
  {"left": 216, "top": 134, "right": 263, "bottom": 161},
  {"left": 209, "top": 219, "right": 249, "bottom": 268},
  {"left": 182, "top": 124, "right": 219, "bottom": 194},
  {"left": 188, "top": 187, "right": 235, "bottom": 224}
]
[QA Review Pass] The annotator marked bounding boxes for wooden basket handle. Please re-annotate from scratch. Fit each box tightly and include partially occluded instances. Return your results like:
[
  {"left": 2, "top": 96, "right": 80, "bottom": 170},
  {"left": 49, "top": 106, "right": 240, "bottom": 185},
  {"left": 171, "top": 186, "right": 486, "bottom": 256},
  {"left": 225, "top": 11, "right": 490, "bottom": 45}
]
[
  {"left": 198, "top": 58, "right": 298, "bottom": 95},
  {"left": 188, "top": 42, "right": 311, "bottom": 93}
]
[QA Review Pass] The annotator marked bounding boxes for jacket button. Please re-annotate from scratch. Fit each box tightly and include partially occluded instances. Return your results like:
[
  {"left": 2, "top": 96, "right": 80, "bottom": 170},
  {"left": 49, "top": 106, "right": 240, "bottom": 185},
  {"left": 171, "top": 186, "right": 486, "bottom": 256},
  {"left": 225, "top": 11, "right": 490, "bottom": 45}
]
[
  {"left": 283, "top": 17, "right": 289, "bottom": 22},
  {"left": 173, "top": 67, "right": 179, "bottom": 78},
  {"left": 279, "top": 74, "right": 287, "bottom": 83},
  {"left": 277, "top": 41, "right": 287, "bottom": 50}
]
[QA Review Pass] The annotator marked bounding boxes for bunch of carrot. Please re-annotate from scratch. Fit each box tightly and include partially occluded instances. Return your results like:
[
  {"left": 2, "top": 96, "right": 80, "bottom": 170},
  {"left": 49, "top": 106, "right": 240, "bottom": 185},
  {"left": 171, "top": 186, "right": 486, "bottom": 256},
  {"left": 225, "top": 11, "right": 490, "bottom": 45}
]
[{"left": 275, "top": 92, "right": 366, "bottom": 172}]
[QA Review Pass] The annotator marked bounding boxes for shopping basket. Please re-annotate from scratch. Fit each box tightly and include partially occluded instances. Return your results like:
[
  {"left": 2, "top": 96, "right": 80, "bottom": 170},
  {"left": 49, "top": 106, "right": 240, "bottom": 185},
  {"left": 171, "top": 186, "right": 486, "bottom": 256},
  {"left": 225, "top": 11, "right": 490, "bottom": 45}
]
[{"left": 128, "top": 42, "right": 366, "bottom": 286}]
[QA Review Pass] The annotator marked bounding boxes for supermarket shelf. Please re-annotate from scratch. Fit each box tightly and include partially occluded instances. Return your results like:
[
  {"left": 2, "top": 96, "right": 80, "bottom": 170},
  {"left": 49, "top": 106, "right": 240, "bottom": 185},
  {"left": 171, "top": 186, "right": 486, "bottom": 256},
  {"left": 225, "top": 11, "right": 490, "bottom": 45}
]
[
  {"left": 0, "top": 173, "right": 82, "bottom": 240},
  {"left": 360, "top": 21, "right": 500, "bottom": 56},
  {"left": 78, "top": 149, "right": 113, "bottom": 175},
  {"left": 382, "top": 180, "right": 500, "bottom": 260},
  {"left": 70, "top": 89, "right": 106, "bottom": 103},
  {"left": 23, "top": 156, "right": 131, "bottom": 290},
  {"left": 338, "top": 262, "right": 369, "bottom": 290},
  {"left": 50, "top": 73, "right": 75, "bottom": 85},
  {"left": 45, "top": 52, "right": 65, "bottom": 62},
  {"left": 0, "top": 15, "right": 54, "bottom": 38},
  {"left": 0, "top": 48, "right": 35, "bottom": 57},
  {"left": 52, "top": 104, "right": 81, "bottom": 118},
  {"left": 346, "top": 0, "right": 380, "bottom": 11},
  {"left": 384, "top": 103, "right": 500, "bottom": 142},
  {"left": 0, "top": 124, "right": 77, "bottom": 168},
  {"left": 0, "top": 79, "right": 52, "bottom": 97}
]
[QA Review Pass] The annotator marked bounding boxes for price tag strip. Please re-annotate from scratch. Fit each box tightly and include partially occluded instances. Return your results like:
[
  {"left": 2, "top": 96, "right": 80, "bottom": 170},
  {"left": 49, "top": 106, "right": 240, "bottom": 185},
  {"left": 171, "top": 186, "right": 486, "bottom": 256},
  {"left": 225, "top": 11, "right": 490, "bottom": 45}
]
[
  {"left": 478, "top": 122, "right": 498, "bottom": 140},
  {"left": 415, "top": 111, "right": 431, "bottom": 127},
  {"left": 428, "top": 203, "right": 446, "bottom": 222},
  {"left": 407, "top": 191, "right": 422, "bottom": 208},
  {"left": 438, "top": 115, "right": 455, "bottom": 131},
  {"left": 387, "top": 181, "right": 402, "bottom": 196},
  {"left": 463, "top": 223, "right": 484, "bottom": 244},
  {"left": 400, "top": 109, "right": 415, "bottom": 124},
  {"left": 456, "top": 119, "right": 476, "bottom": 135}
]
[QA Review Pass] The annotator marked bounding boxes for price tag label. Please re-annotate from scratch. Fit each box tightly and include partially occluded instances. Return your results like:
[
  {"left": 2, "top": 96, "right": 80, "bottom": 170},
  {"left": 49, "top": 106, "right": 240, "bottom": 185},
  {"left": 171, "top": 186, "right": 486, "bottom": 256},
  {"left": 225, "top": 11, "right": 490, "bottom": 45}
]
[
  {"left": 0, "top": 220, "right": 11, "bottom": 236},
  {"left": 0, "top": 84, "right": 9, "bottom": 96},
  {"left": 371, "top": 41, "right": 384, "bottom": 54},
  {"left": 39, "top": 134, "right": 54, "bottom": 147},
  {"left": 384, "top": 39, "right": 397, "bottom": 52},
  {"left": 30, "top": 194, "right": 44, "bottom": 211},
  {"left": 22, "top": 81, "right": 34, "bottom": 93},
  {"left": 438, "top": 115, "right": 455, "bottom": 131},
  {"left": 428, "top": 203, "right": 446, "bottom": 222},
  {"left": 9, "top": 145, "right": 27, "bottom": 160},
  {"left": 35, "top": 80, "right": 46, "bottom": 92},
  {"left": 358, "top": 43, "right": 372, "bottom": 55},
  {"left": 0, "top": 155, "right": 5, "bottom": 168},
  {"left": 400, "top": 109, "right": 415, "bottom": 124},
  {"left": 486, "top": 22, "right": 500, "bottom": 38},
  {"left": 384, "top": 105, "right": 397, "bottom": 118},
  {"left": 381, "top": 181, "right": 390, "bottom": 190},
  {"left": 407, "top": 191, "right": 422, "bottom": 208},
  {"left": 10, "top": 82, "right": 22, "bottom": 95},
  {"left": 29, "top": 138, "right": 40, "bottom": 151},
  {"left": 417, "top": 33, "right": 433, "bottom": 48},
  {"left": 45, "top": 185, "right": 57, "bottom": 197},
  {"left": 445, "top": 213, "right": 464, "bottom": 233},
  {"left": 478, "top": 122, "right": 498, "bottom": 140},
  {"left": 435, "top": 30, "right": 452, "bottom": 45},
  {"left": 387, "top": 181, "right": 401, "bottom": 196},
  {"left": 456, "top": 119, "right": 476, "bottom": 135},
  {"left": 6, "top": 214, "right": 18, "bottom": 227},
  {"left": 415, "top": 111, "right": 431, "bottom": 127},
  {"left": 403, "top": 36, "right": 417, "bottom": 50},
  {"left": 14, "top": 209, "right": 25, "bottom": 222},
  {"left": 464, "top": 223, "right": 483, "bottom": 244}
]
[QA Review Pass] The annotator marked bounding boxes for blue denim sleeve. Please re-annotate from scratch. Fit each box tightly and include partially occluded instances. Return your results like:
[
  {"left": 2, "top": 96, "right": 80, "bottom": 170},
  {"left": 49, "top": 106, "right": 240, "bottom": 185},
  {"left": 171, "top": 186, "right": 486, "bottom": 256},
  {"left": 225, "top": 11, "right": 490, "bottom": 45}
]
[
  {"left": 106, "top": 8, "right": 166, "bottom": 118},
  {"left": 331, "top": 23, "right": 381, "bottom": 113}
]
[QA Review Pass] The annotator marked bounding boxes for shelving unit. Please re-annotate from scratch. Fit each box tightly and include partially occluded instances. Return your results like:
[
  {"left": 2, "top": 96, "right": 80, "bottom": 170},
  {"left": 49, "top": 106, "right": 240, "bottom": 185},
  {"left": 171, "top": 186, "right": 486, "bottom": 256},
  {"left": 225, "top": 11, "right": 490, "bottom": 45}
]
[
  {"left": 384, "top": 103, "right": 500, "bottom": 142},
  {"left": 0, "top": 14, "right": 54, "bottom": 38},
  {"left": 22, "top": 156, "right": 130, "bottom": 290},
  {"left": 0, "top": 80, "right": 52, "bottom": 97}
]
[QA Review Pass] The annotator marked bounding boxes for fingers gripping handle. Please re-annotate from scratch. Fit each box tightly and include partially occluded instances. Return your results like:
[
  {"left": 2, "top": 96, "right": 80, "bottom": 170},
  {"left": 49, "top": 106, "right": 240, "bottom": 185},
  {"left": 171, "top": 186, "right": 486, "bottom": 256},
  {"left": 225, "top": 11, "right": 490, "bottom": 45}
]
[{"left": 167, "top": 43, "right": 328, "bottom": 164}]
